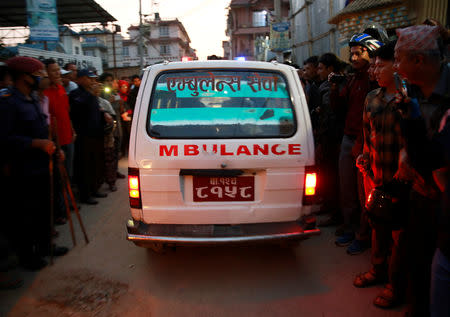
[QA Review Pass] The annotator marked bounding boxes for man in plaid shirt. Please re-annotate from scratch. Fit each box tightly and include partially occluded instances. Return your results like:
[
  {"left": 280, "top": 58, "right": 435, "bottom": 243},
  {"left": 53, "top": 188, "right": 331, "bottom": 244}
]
[{"left": 353, "top": 40, "right": 407, "bottom": 310}]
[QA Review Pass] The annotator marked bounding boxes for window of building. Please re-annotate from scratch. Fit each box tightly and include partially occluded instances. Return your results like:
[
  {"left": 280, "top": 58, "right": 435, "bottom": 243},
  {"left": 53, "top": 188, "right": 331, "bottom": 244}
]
[
  {"left": 253, "top": 10, "right": 268, "bottom": 27},
  {"left": 123, "top": 62, "right": 130, "bottom": 67},
  {"left": 160, "top": 44, "right": 171, "bottom": 55},
  {"left": 123, "top": 46, "right": 129, "bottom": 56},
  {"left": 159, "top": 25, "right": 169, "bottom": 37},
  {"left": 75, "top": 46, "right": 80, "bottom": 54},
  {"left": 84, "top": 50, "right": 95, "bottom": 57}
]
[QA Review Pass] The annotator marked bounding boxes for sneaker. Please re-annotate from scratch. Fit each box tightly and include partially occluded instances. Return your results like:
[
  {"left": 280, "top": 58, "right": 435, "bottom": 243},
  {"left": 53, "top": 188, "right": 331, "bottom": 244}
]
[
  {"left": 117, "top": 172, "right": 126, "bottom": 179},
  {"left": 335, "top": 232, "right": 355, "bottom": 247},
  {"left": 346, "top": 239, "right": 369, "bottom": 255}
]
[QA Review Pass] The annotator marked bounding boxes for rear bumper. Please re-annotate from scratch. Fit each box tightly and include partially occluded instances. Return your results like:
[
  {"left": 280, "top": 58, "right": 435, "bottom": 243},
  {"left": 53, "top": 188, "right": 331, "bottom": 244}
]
[{"left": 126, "top": 217, "right": 320, "bottom": 247}]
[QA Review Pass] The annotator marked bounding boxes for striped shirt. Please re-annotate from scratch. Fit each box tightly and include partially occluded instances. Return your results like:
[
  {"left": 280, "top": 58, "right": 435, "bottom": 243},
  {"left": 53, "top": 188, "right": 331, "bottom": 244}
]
[{"left": 363, "top": 88, "right": 403, "bottom": 187}]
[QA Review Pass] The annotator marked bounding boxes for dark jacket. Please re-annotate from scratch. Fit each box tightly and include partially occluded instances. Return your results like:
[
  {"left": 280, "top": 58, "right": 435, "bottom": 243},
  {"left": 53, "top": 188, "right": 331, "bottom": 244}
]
[
  {"left": 69, "top": 86, "right": 104, "bottom": 137},
  {"left": 330, "top": 64, "right": 372, "bottom": 138},
  {"left": 127, "top": 86, "right": 139, "bottom": 112},
  {"left": 0, "top": 88, "right": 49, "bottom": 176},
  {"left": 401, "top": 64, "right": 450, "bottom": 258},
  {"left": 316, "top": 80, "right": 343, "bottom": 147}
]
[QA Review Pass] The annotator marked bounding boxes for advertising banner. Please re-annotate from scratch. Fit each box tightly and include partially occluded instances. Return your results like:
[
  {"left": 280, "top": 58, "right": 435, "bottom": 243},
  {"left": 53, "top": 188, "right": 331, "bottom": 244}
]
[
  {"left": 269, "top": 22, "right": 290, "bottom": 52},
  {"left": 26, "top": 0, "right": 59, "bottom": 41}
]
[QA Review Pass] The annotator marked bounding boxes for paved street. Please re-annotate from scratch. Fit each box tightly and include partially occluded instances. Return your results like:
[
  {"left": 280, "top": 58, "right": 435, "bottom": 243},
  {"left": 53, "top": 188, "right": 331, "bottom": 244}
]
[{"left": 1, "top": 159, "right": 407, "bottom": 317}]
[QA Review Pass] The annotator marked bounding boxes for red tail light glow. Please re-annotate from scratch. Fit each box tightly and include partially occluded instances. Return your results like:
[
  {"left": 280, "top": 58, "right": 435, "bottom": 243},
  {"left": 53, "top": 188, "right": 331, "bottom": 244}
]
[
  {"left": 303, "top": 166, "right": 317, "bottom": 205},
  {"left": 305, "top": 173, "right": 317, "bottom": 196},
  {"left": 128, "top": 168, "right": 142, "bottom": 208}
]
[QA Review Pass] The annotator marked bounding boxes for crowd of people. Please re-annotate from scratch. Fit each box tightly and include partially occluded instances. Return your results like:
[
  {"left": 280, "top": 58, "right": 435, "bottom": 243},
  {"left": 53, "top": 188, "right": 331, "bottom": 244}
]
[
  {"left": 295, "top": 21, "right": 449, "bottom": 317},
  {"left": 0, "top": 58, "right": 141, "bottom": 283},
  {"left": 0, "top": 20, "right": 448, "bottom": 317}
]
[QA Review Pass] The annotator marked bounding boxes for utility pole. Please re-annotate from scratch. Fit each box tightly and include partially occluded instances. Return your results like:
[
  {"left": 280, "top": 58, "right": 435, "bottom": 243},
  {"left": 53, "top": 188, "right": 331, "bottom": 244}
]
[
  {"left": 274, "top": 0, "right": 283, "bottom": 62},
  {"left": 112, "top": 24, "right": 119, "bottom": 78},
  {"left": 139, "top": 0, "right": 144, "bottom": 70}
]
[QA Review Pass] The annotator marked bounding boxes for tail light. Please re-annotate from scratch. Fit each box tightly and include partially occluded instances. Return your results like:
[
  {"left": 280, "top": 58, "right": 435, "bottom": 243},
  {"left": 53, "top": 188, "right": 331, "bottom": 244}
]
[
  {"left": 128, "top": 167, "right": 142, "bottom": 208},
  {"left": 303, "top": 166, "right": 317, "bottom": 205}
]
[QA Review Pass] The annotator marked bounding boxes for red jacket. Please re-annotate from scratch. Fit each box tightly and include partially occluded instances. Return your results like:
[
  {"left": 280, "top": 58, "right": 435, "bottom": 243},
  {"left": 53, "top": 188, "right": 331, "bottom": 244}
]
[{"left": 44, "top": 84, "right": 73, "bottom": 146}]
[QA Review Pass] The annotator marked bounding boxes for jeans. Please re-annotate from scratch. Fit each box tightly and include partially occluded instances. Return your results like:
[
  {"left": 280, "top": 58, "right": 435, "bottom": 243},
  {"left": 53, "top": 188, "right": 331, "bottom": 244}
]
[
  {"left": 430, "top": 248, "right": 450, "bottom": 317},
  {"left": 339, "top": 135, "right": 360, "bottom": 232}
]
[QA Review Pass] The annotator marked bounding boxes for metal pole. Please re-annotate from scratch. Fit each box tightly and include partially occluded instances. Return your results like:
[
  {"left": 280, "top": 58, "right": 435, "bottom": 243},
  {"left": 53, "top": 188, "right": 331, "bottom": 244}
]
[
  {"left": 274, "top": 0, "right": 283, "bottom": 62},
  {"left": 112, "top": 26, "right": 117, "bottom": 78},
  {"left": 139, "top": 0, "right": 144, "bottom": 70}
]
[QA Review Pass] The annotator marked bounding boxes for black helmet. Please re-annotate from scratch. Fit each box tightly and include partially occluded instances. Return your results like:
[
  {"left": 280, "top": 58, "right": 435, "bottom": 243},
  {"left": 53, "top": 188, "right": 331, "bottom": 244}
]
[
  {"left": 349, "top": 33, "right": 384, "bottom": 53},
  {"left": 365, "top": 187, "right": 393, "bottom": 222},
  {"left": 366, "top": 181, "right": 411, "bottom": 227},
  {"left": 362, "top": 22, "right": 389, "bottom": 43}
]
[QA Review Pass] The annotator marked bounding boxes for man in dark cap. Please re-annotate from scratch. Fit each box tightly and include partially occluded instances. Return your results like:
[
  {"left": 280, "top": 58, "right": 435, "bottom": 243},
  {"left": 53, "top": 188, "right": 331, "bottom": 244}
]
[
  {"left": 70, "top": 69, "right": 111, "bottom": 204},
  {"left": 0, "top": 56, "right": 68, "bottom": 271},
  {"left": 394, "top": 24, "right": 450, "bottom": 317}
]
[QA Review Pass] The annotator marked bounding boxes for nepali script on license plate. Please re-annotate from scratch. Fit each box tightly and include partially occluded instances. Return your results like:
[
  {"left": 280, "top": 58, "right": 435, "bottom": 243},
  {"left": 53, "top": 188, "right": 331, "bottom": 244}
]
[{"left": 193, "top": 176, "right": 255, "bottom": 202}]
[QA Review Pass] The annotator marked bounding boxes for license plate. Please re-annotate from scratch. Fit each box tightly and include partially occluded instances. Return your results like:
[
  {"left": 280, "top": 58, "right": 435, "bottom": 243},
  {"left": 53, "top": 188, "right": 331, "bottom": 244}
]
[{"left": 193, "top": 176, "right": 254, "bottom": 202}]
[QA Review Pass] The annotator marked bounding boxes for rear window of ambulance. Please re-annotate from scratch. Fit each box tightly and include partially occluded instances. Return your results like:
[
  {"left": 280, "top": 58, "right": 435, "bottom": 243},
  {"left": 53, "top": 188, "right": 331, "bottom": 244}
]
[{"left": 147, "top": 69, "right": 296, "bottom": 139}]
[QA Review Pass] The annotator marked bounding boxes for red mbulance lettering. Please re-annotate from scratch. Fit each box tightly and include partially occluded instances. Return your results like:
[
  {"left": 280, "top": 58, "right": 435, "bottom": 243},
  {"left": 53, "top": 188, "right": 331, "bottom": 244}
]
[
  {"left": 236, "top": 145, "right": 251, "bottom": 156},
  {"left": 160, "top": 145, "right": 178, "bottom": 156},
  {"left": 253, "top": 144, "right": 269, "bottom": 155},
  {"left": 271, "top": 144, "right": 286, "bottom": 155},
  {"left": 184, "top": 144, "right": 199, "bottom": 156},
  {"left": 288, "top": 144, "right": 301, "bottom": 155},
  {"left": 220, "top": 144, "right": 234, "bottom": 156}
]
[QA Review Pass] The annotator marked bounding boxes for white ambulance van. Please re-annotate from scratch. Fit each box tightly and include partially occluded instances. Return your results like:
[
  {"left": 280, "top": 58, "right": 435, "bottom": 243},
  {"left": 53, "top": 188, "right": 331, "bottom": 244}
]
[{"left": 126, "top": 60, "right": 320, "bottom": 251}]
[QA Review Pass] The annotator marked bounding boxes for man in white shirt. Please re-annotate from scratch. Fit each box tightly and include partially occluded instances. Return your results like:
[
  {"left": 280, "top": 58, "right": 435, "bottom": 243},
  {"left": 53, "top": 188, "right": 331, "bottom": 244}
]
[{"left": 61, "top": 69, "right": 78, "bottom": 94}]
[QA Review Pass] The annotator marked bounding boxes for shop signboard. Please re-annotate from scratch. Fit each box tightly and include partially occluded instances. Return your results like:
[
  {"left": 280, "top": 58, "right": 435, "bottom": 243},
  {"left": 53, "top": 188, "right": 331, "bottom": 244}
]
[{"left": 270, "top": 22, "right": 290, "bottom": 52}]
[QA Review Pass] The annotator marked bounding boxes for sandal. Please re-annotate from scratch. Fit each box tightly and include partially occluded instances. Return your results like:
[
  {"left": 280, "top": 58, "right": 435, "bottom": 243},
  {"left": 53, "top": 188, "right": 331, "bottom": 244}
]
[
  {"left": 353, "top": 268, "right": 386, "bottom": 288},
  {"left": 373, "top": 284, "right": 399, "bottom": 309}
]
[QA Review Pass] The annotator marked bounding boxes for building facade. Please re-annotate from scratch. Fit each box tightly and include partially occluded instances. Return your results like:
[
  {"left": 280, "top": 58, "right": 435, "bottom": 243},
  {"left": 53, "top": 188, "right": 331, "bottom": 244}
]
[
  {"left": 123, "top": 15, "right": 197, "bottom": 67},
  {"left": 225, "top": 0, "right": 290, "bottom": 61},
  {"left": 77, "top": 27, "right": 125, "bottom": 70},
  {"left": 289, "top": 0, "right": 448, "bottom": 65},
  {"left": 329, "top": 0, "right": 449, "bottom": 60},
  {"left": 59, "top": 26, "right": 82, "bottom": 55},
  {"left": 290, "top": 0, "right": 346, "bottom": 65}
]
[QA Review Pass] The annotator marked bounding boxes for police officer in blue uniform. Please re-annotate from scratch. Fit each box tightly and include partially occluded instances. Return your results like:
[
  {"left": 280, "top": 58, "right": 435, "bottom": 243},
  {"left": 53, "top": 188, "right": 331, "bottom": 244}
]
[
  {"left": 0, "top": 57, "right": 68, "bottom": 271},
  {"left": 69, "top": 69, "right": 109, "bottom": 204}
]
